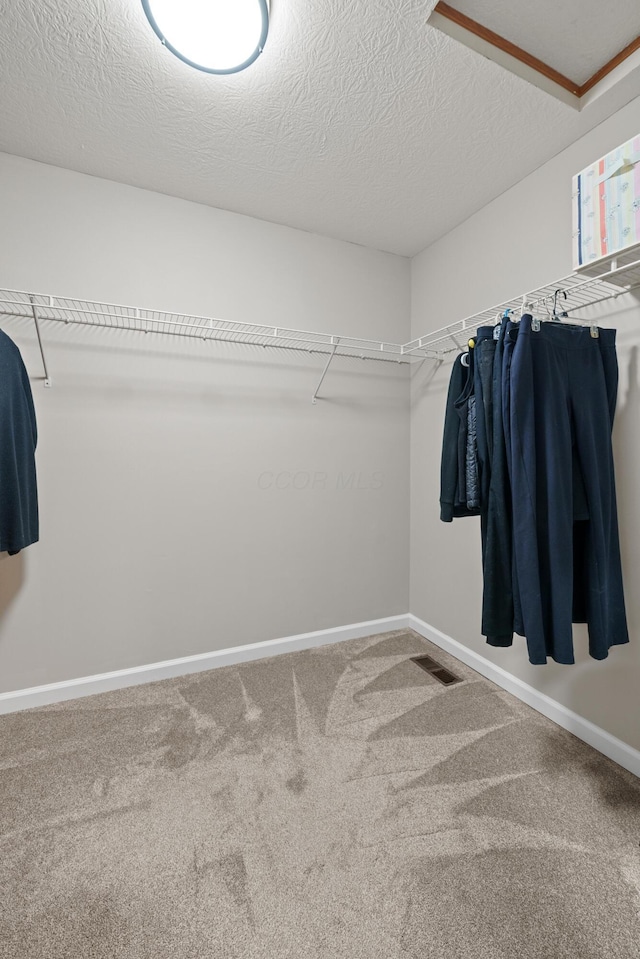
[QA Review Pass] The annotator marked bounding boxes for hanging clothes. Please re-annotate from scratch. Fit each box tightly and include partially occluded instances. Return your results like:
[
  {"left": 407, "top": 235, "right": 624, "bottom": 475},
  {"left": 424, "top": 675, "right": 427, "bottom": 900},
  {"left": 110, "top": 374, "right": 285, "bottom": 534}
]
[
  {"left": 439, "top": 352, "right": 481, "bottom": 521},
  {"left": 0, "top": 330, "right": 39, "bottom": 555},
  {"left": 497, "top": 317, "right": 623, "bottom": 655},
  {"left": 439, "top": 312, "right": 628, "bottom": 666},
  {"left": 465, "top": 393, "right": 479, "bottom": 510},
  {"left": 508, "top": 316, "right": 628, "bottom": 664},
  {"left": 482, "top": 318, "right": 518, "bottom": 646},
  {"left": 473, "top": 325, "right": 497, "bottom": 507},
  {"left": 500, "top": 320, "right": 525, "bottom": 638},
  {"left": 454, "top": 344, "right": 480, "bottom": 511}
]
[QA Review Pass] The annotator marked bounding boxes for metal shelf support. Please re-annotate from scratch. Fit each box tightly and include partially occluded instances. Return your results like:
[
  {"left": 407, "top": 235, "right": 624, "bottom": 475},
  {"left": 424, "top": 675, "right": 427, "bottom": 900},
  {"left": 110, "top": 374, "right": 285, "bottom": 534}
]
[
  {"left": 312, "top": 339, "right": 339, "bottom": 404},
  {"left": 28, "top": 295, "right": 51, "bottom": 388}
]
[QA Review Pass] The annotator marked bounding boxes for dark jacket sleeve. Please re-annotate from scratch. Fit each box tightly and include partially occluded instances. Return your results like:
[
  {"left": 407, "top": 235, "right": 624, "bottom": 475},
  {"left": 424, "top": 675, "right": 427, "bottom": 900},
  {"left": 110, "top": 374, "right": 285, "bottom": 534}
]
[
  {"left": 465, "top": 395, "right": 480, "bottom": 509},
  {"left": 440, "top": 355, "right": 466, "bottom": 522}
]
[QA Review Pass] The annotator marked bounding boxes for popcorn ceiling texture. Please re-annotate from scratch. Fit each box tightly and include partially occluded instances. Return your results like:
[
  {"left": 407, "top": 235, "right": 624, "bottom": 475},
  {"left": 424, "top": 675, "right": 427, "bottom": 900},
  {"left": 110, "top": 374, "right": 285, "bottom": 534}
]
[{"left": 0, "top": 0, "right": 638, "bottom": 256}]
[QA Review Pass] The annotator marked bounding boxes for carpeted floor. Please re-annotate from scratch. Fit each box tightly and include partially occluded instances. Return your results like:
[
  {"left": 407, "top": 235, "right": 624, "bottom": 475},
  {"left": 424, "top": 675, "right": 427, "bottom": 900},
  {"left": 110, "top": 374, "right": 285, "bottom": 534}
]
[{"left": 1, "top": 629, "right": 640, "bottom": 958}]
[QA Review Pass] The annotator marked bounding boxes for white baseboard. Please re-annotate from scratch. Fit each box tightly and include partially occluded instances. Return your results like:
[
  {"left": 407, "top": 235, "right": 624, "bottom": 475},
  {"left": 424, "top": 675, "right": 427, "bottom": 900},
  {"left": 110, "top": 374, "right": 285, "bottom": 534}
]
[
  {"left": 0, "top": 614, "right": 411, "bottom": 715},
  {"left": 408, "top": 614, "right": 640, "bottom": 780},
  {"left": 3, "top": 611, "right": 638, "bottom": 781}
]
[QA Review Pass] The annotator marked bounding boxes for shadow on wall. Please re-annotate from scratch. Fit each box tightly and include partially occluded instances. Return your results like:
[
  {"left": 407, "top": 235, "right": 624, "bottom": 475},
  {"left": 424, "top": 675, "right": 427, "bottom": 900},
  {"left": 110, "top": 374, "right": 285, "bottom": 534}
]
[
  {"left": 410, "top": 356, "right": 447, "bottom": 404},
  {"left": 613, "top": 344, "right": 640, "bottom": 639},
  {"left": 0, "top": 550, "right": 25, "bottom": 624},
  {"left": 545, "top": 342, "right": 640, "bottom": 752}
]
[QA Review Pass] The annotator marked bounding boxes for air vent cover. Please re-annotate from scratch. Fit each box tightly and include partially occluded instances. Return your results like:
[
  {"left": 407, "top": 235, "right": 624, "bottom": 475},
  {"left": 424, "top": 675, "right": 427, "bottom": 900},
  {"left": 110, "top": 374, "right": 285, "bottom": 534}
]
[{"left": 411, "top": 655, "right": 462, "bottom": 686}]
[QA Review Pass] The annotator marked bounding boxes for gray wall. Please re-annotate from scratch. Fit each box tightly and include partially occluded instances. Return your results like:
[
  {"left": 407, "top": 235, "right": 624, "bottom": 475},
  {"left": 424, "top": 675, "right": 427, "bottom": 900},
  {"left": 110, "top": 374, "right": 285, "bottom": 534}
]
[
  {"left": 4, "top": 94, "right": 640, "bottom": 757},
  {"left": 411, "top": 95, "right": 640, "bottom": 751},
  {"left": 0, "top": 153, "right": 410, "bottom": 692}
]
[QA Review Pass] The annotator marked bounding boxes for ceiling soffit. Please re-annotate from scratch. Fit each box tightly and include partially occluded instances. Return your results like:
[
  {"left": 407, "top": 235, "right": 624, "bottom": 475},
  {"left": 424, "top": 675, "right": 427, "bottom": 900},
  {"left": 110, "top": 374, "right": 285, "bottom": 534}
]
[{"left": 429, "top": 2, "right": 640, "bottom": 108}]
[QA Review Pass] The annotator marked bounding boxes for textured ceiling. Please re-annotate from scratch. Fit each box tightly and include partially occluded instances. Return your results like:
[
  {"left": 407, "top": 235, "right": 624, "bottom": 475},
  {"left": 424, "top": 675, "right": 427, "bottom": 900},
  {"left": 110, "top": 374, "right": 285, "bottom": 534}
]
[
  {"left": 0, "top": 0, "right": 639, "bottom": 256},
  {"left": 453, "top": 0, "right": 640, "bottom": 85}
]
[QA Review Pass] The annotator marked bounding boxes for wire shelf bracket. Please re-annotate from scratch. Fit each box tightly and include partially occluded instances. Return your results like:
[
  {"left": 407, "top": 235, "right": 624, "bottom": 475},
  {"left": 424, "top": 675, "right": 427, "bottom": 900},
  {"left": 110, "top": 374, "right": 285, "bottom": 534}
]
[
  {"left": 312, "top": 339, "right": 339, "bottom": 404},
  {"left": 28, "top": 295, "right": 52, "bottom": 388}
]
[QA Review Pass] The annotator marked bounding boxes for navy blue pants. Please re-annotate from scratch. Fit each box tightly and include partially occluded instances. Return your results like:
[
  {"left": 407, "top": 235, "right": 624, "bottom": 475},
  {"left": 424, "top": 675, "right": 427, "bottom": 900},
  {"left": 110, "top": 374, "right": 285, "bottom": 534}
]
[
  {"left": 481, "top": 320, "right": 513, "bottom": 645},
  {"left": 473, "top": 326, "right": 497, "bottom": 509},
  {"left": 508, "top": 316, "right": 628, "bottom": 664},
  {"left": 501, "top": 322, "right": 524, "bottom": 636}
]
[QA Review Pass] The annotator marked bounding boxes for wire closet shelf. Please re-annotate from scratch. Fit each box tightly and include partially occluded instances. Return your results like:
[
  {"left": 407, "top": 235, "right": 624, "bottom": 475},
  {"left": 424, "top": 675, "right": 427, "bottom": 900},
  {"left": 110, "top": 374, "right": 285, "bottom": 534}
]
[
  {"left": 0, "top": 290, "right": 406, "bottom": 363},
  {"left": 0, "top": 290, "right": 408, "bottom": 400},
  {"left": 0, "top": 254, "right": 639, "bottom": 393},
  {"left": 403, "top": 254, "right": 640, "bottom": 359}
]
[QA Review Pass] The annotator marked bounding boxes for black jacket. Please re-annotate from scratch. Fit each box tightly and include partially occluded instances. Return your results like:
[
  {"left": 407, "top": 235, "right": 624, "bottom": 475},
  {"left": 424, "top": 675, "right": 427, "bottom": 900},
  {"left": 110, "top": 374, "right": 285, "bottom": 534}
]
[{"left": 440, "top": 353, "right": 481, "bottom": 522}]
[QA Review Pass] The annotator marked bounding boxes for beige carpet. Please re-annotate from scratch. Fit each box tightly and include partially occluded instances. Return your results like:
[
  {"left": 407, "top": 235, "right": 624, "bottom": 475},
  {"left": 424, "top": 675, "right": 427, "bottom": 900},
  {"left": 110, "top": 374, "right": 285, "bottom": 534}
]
[{"left": 1, "top": 629, "right": 640, "bottom": 959}]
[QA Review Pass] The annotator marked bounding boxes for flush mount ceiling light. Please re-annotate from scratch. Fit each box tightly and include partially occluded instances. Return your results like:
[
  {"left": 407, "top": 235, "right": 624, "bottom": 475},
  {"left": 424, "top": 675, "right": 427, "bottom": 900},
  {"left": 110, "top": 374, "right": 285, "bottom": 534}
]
[{"left": 142, "top": 0, "right": 269, "bottom": 75}]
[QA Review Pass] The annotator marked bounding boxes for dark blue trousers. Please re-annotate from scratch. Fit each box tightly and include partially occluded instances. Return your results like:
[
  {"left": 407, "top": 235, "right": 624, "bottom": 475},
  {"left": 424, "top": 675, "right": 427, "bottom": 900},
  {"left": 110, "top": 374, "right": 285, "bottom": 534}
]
[
  {"left": 509, "top": 316, "right": 628, "bottom": 664},
  {"left": 481, "top": 320, "right": 515, "bottom": 645},
  {"left": 473, "top": 326, "right": 497, "bottom": 509},
  {"left": 501, "top": 322, "right": 524, "bottom": 636}
]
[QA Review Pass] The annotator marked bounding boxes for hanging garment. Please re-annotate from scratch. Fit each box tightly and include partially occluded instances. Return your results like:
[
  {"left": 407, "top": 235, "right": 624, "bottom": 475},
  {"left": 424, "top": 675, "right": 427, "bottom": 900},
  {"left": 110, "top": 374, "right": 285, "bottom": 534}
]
[
  {"left": 0, "top": 330, "right": 38, "bottom": 555},
  {"left": 465, "top": 394, "right": 479, "bottom": 509},
  {"left": 439, "top": 353, "right": 481, "bottom": 521},
  {"left": 473, "top": 325, "right": 497, "bottom": 508},
  {"left": 508, "top": 316, "right": 628, "bottom": 664},
  {"left": 501, "top": 316, "right": 622, "bottom": 636},
  {"left": 571, "top": 334, "right": 621, "bottom": 624},
  {"left": 472, "top": 322, "right": 516, "bottom": 646},
  {"left": 501, "top": 320, "right": 524, "bottom": 637},
  {"left": 454, "top": 345, "right": 481, "bottom": 510},
  {"left": 481, "top": 318, "right": 518, "bottom": 646},
  {"left": 483, "top": 316, "right": 620, "bottom": 649},
  {"left": 440, "top": 354, "right": 465, "bottom": 522}
]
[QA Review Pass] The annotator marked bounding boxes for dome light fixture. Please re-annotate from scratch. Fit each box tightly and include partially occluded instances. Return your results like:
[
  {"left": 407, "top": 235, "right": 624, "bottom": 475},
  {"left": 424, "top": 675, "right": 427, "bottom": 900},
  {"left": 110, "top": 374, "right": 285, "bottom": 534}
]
[{"left": 142, "top": 0, "right": 269, "bottom": 75}]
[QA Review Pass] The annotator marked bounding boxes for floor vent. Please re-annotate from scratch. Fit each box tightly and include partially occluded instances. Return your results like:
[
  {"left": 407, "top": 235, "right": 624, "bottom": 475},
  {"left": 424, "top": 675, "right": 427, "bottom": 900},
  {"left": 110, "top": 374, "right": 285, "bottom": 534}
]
[{"left": 411, "top": 655, "right": 462, "bottom": 686}]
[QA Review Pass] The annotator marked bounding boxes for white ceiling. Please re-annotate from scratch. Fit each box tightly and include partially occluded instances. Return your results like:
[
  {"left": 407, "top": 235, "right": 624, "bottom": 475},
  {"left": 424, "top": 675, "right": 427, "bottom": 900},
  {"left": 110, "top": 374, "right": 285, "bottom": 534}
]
[
  {"left": 453, "top": 0, "right": 640, "bottom": 86},
  {"left": 0, "top": 0, "right": 639, "bottom": 256}
]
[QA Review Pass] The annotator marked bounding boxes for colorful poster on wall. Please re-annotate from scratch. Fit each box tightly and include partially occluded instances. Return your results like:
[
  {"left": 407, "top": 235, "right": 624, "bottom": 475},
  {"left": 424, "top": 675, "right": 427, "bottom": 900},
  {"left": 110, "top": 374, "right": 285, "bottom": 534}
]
[{"left": 572, "top": 134, "right": 640, "bottom": 270}]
